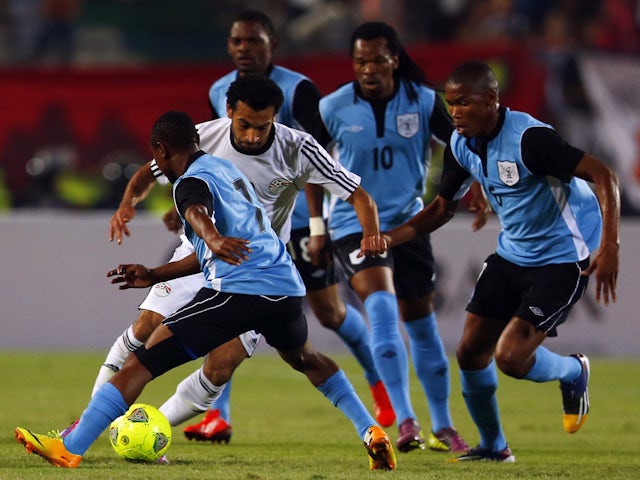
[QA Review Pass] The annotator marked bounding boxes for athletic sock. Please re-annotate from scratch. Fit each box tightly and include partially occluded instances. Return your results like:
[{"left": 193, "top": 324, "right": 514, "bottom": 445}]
[
  {"left": 404, "top": 313, "right": 452, "bottom": 432},
  {"left": 64, "top": 383, "right": 128, "bottom": 456},
  {"left": 317, "top": 370, "right": 374, "bottom": 439},
  {"left": 524, "top": 345, "right": 583, "bottom": 383},
  {"left": 460, "top": 360, "right": 507, "bottom": 452},
  {"left": 365, "top": 291, "right": 415, "bottom": 423},
  {"left": 211, "top": 378, "right": 231, "bottom": 423},
  {"left": 336, "top": 304, "right": 379, "bottom": 386},
  {"left": 91, "top": 326, "right": 143, "bottom": 397},
  {"left": 159, "top": 366, "right": 225, "bottom": 426}
]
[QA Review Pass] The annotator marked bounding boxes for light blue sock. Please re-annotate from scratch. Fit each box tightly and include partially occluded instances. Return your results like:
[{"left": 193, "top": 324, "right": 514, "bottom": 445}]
[
  {"left": 336, "top": 304, "right": 379, "bottom": 386},
  {"left": 404, "top": 313, "right": 452, "bottom": 432},
  {"left": 317, "top": 370, "right": 375, "bottom": 439},
  {"left": 460, "top": 361, "right": 507, "bottom": 452},
  {"left": 64, "top": 383, "right": 128, "bottom": 456},
  {"left": 524, "top": 346, "right": 582, "bottom": 383},
  {"left": 211, "top": 378, "right": 232, "bottom": 422},
  {"left": 365, "top": 290, "right": 415, "bottom": 423}
]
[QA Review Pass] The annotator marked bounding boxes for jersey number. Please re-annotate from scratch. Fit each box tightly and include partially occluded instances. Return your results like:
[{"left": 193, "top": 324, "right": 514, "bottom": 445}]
[
  {"left": 233, "top": 178, "right": 266, "bottom": 232},
  {"left": 373, "top": 146, "right": 393, "bottom": 170}
]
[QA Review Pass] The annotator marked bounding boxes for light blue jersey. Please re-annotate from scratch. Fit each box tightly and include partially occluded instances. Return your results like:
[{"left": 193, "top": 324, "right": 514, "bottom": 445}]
[
  {"left": 320, "top": 81, "right": 438, "bottom": 240},
  {"left": 209, "top": 65, "right": 313, "bottom": 230},
  {"left": 449, "top": 109, "right": 602, "bottom": 266},
  {"left": 174, "top": 153, "right": 305, "bottom": 296}
]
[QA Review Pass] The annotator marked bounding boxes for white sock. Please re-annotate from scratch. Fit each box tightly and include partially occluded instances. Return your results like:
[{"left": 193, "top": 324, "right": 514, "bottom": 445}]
[
  {"left": 91, "top": 326, "right": 143, "bottom": 397},
  {"left": 160, "top": 366, "right": 226, "bottom": 426}
]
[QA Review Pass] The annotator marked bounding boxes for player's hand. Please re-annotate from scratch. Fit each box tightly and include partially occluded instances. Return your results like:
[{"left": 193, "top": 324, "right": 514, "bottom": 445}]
[
  {"left": 207, "top": 237, "right": 252, "bottom": 266},
  {"left": 109, "top": 204, "right": 136, "bottom": 244},
  {"left": 581, "top": 242, "right": 619, "bottom": 306},
  {"left": 107, "top": 264, "right": 154, "bottom": 289},
  {"left": 162, "top": 207, "right": 182, "bottom": 233},
  {"left": 357, "top": 234, "right": 388, "bottom": 257},
  {"left": 307, "top": 233, "right": 331, "bottom": 267},
  {"left": 468, "top": 196, "right": 491, "bottom": 232}
]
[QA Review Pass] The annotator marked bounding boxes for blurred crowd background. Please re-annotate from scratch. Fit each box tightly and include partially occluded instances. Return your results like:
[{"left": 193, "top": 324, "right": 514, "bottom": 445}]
[{"left": 0, "top": 0, "right": 639, "bottom": 214}]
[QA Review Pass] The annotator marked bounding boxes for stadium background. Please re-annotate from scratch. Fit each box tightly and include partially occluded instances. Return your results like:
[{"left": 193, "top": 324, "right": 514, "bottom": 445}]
[{"left": 0, "top": 0, "right": 638, "bottom": 356}]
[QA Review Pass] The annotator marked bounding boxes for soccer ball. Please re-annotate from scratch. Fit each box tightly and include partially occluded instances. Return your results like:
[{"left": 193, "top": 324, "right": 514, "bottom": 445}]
[{"left": 109, "top": 403, "right": 172, "bottom": 462}]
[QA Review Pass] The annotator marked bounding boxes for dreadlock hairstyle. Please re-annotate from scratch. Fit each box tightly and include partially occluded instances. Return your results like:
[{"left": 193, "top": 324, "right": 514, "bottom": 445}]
[{"left": 349, "top": 21, "right": 429, "bottom": 103}]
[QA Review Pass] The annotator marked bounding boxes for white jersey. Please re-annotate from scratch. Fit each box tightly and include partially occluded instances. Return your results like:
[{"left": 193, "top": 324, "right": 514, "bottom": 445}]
[{"left": 152, "top": 119, "right": 359, "bottom": 242}]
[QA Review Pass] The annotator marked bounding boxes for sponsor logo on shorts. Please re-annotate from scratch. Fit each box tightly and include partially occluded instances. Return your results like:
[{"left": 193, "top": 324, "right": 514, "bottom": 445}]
[
  {"left": 529, "top": 306, "right": 545, "bottom": 316},
  {"left": 154, "top": 282, "right": 172, "bottom": 297}
]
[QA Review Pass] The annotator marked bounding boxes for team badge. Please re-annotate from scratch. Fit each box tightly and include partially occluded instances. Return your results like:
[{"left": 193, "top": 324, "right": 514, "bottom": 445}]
[
  {"left": 396, "top": 113, "right": 419, "bottom": 138},
  {"left": 269, "top": 178, "right": 291, "bottom": 194},
  {"left": 497, "top": 161, "right": 519, "bottom": 186},
  {"left": 153, "top": 282, "right": 172, "bottom": 297}
]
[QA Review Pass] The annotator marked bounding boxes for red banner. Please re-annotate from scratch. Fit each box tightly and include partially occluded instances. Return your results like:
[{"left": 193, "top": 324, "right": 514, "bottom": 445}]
[{"left": 0, "top": 41, "right": 545, "bottom": 206}]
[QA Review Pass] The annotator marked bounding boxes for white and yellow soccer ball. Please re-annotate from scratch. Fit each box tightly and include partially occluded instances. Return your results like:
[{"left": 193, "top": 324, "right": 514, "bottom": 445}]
[{"left": 109, "top": 403, "right": 172, "bottom": 462}]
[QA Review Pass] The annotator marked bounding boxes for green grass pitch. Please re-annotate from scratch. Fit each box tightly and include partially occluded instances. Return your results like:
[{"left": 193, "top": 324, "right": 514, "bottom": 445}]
[{"left": 1, "top": 351, "right": 639, "bottom": 480}]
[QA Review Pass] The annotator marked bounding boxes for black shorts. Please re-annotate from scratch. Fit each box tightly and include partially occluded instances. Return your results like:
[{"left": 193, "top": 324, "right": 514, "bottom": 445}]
[
  {"left": 466, "top": 253, "right": 589, "bottom": 336},
  {"left": 333, "top": 232, "right": 436, "bottom": 300},
  {"left": 287, "top": 226, "right": 339, "bottom": 292},
  {"left": 136, "top": 288, "right": 308, "bottom": 377}
]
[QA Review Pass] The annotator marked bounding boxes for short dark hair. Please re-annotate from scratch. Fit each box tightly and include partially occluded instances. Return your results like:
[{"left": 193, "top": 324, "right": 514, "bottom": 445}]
[
  {"left": 447, "top": 61, "right": 499, "bottom": 93},
  {"left": 233, "top": 10, "right": 277, "bottom": 40},
  {"left": 150, "top": 111, "right": 199, "bottom": 149},
  {"left": 226, "top": 74, "right": 284, "bottom": 113}
]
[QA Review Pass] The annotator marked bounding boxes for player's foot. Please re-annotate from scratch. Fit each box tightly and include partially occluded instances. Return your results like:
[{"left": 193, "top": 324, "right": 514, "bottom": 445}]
[
  {"left": 560, "top": 353, "right": 590, "bottom": 433},
  {"left": 369, "top": 381, "right": 396, "bottom": 427},
  {"left": 15, "top": 427, "right": 82, "bottom": 468},
  {"left": 427, "top": 426, "right": 470, "bottom": 453},
  {"left": 47, "top": 418, "right": 79, "bottom": 439},
  {"left": 454, "top": 445, "right": 515, "bottom": 463},
  {"left": 183, "top": 409, "right": 232, "bottom": 443},
  {"left": 396, "top": 418, "right": 425, "bottom": 453},
  {"left": 363, "top": 425, "right": 396, "bottom": 470}
]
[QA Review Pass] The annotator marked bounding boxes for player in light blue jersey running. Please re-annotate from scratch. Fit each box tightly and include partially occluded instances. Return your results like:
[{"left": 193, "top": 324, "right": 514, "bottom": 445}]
[
  {"left": 383, "top": 61, "right": 620, "bottom": 462},
  {"left": 319, "top": 21, "right": 490, "bottom": 455},
  {"left": 14, "top": 111, "right": 397, "bottom": 471}
]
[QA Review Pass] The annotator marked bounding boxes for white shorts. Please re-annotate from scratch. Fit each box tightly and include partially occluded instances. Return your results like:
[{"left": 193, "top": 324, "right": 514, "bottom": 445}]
[{"left": 139, "top": 234, "right": 261, "bottom": 357}]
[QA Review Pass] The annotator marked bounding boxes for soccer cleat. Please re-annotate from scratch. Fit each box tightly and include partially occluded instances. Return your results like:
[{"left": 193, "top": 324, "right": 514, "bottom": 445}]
[
  {"left": 427, "top": 426, "right": 470, "bottom": 453},
  {"left": 47, "top": 418, "right": 79, "bottom": 439},
  {"left": 560, "top": 353, "right": 590, "bottom": 433},
  {"left": 396, "top": 418, "right": 425, "bottom": 453},
  {"left": 15, "top": 427, "right": 82, "bottom": 468},
  {"left": 369, "top": 381, "right": 396, "bottom": 427},
  {"left": 454, "top": 444, "right": 515, "bottom": 463},
  {"left": 363, "top": 425, "right": 396, "bottom": 470},
  {"left": 155, "top": 454, "right": 170, "bottom": 464},
  {"left": 183, "top": 409, "right": 232, "bottom": 443}
]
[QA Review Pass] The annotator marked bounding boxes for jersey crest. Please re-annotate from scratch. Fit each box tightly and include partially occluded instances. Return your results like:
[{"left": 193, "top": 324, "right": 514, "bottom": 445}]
[
  {"left": 268, "top": 177, "right": 292, "bottom": 194},
  {"left": 396, "top": 113, "right": 419, "bottom": 138},
  {"left": 497, "top": 160, "right": 519, "bottom": 186}
]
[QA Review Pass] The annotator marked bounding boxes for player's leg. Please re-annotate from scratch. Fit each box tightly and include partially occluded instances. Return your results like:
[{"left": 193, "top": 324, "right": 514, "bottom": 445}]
[
  {"left": 291, "top": 227, "right": 395, "bottom": 426},
  {"left": 499, "top": 259, "right": 591, "bottom": 433},
  {"left": 395, "top": 236, "right": 467, "bottom": 452},
  {"left": 92, "top": 237, "right": 205, "bottom": 397},
  {"left": 261, "top": 294, "right": 395, "bottom": 470}
]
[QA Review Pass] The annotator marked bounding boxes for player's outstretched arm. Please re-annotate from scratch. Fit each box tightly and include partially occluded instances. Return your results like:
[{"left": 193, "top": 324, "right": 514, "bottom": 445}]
[
  {"left": 383, "top": 195, "right": 458, "bottom": 248},
  {"left": 184, "top": 204, "right": 252, "bottom": 266},
  {"left": 347, "top": 186, "right": 388, "bottom": 257},
  {"left": 109, "top": 161, "right": 157, "bottom": 244},
  {"left": 107, "top": 252, "right": 202, "bottom": 289},
  {"left": 574, "top": 153, "right": 620, "bottom": 306}
]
